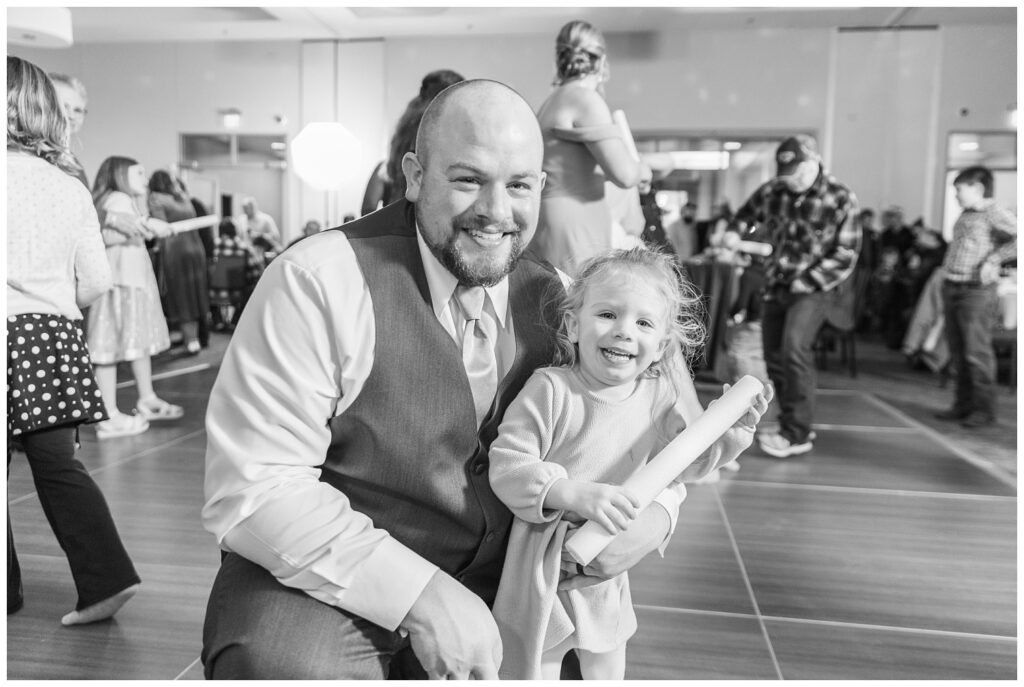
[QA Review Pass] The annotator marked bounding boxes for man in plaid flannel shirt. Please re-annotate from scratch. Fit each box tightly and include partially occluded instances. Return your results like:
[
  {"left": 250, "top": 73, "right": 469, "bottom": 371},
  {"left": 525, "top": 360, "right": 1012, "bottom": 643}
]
[{"left": 731, "top": 134, "right": 860, "bottom": 458}]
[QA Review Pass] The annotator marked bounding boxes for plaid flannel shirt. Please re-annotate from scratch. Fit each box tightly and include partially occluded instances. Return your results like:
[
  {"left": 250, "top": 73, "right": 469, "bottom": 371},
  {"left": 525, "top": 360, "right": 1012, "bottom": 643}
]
[
  {"left": 941, "top": 200, "right": 1017, "bottom": 283},
  {"left": 732, "top": 169, "right": 860, "bottom": 294}
]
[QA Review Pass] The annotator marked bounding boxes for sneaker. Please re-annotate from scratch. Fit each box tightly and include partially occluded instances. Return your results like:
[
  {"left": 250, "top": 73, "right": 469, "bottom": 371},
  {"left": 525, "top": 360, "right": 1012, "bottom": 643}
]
[
  {"left": 95, "top": 413, "right": 149, "bottom": 440},
  {"left": 757, "top": 432, "right": 812, "bottom": 458}
]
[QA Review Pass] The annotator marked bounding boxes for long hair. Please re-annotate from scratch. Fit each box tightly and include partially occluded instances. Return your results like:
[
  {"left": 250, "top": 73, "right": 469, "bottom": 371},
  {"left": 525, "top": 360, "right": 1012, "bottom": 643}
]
[
  {"left": 148, "top": 168, "right": 184, "bottom": 201},
  {"left": 6, "top": 56, "right": 82, "bottom": 177},
  {"left": 553, "top": 20, "right": 607, "bottom": 85},
  {"left": 550, "top": 244, "right": 706, "bottom": 397},
  {"left": 384, "top": 69, "right": 464, "bottom": 204},
  {"left": 91, "top": 155, "right": 140, "bottom": 222}
]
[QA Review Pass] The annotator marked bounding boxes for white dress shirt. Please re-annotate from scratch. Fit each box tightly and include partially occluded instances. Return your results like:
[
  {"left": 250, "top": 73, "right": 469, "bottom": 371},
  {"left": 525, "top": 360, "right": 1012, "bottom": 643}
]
[{"left": 202, "top": 227, "right": 686, "bottom": 631}]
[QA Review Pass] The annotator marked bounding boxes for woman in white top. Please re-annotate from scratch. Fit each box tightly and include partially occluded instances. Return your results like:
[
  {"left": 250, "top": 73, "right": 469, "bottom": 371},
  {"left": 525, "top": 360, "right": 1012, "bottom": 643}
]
[{"left": 6, "top": 55, "right": 140, "bottom": 625}]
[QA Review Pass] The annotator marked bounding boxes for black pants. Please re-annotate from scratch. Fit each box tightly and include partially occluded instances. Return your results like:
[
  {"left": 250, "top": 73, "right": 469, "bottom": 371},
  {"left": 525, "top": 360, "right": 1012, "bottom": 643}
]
[{"left": 7, "top": 425, "right": 140, "bottom": 611}]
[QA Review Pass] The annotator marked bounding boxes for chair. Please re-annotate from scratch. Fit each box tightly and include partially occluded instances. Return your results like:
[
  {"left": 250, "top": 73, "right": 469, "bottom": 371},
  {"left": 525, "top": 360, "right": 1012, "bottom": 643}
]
[{"left": 208, "top": 254, "right": 249, "bottom": 327}]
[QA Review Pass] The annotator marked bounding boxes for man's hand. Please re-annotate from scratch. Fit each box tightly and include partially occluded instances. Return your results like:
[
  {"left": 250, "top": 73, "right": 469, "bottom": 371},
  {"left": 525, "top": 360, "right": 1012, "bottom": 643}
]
[
  {"left": 558, "top": 503, "right": 671, "bottom": 591},
  {"left": 979, "top": 260, "right": 1001, "bottom": 285},
  {"left": 400, "top": 571, "right": 502, "bottom": 679},
  {"left": 790, "top": 278, "right": 814, "bottom": 294}
]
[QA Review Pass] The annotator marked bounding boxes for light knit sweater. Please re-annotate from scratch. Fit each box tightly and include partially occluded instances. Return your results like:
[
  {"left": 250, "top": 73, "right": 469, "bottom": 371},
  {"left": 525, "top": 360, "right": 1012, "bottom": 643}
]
[
  {"left": 489, "top": 365, "right": 686, "bottom": 679},
  {"left": 6, "top": 152, "right": 111, "bottom": 319}
]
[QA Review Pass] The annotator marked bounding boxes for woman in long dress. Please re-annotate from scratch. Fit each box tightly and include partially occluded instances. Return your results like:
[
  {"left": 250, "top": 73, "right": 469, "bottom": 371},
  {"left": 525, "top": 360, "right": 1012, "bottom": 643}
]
[{"left": 532, "top": 20, "right": 652, "bottom": 277}]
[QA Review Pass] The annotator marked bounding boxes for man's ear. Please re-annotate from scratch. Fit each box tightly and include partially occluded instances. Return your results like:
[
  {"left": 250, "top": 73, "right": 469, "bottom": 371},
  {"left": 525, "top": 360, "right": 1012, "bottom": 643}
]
[
  {"left": 402, "top": 151, "right": 423, "bottom": 202},
  {"left": 565, "top": 311, "right": 579, "bottom": 343}
]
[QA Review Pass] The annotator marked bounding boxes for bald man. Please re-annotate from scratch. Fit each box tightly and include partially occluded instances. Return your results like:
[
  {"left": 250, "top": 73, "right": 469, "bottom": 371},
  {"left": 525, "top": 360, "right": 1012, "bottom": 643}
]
[{"left": 201, "top": 80, "right": 684, "bottom": 679}]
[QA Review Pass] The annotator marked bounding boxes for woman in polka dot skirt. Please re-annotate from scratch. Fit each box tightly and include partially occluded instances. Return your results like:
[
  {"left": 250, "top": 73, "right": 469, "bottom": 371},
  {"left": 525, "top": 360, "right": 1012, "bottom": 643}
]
[{"left": 7, "top": 56, "right": 140, "bottom": 624}]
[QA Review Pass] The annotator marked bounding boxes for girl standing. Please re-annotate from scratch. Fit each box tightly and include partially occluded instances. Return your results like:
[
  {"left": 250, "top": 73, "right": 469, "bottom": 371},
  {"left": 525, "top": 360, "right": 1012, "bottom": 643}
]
[
  {"left": 7, "top": 55, "right": 140, "bottom": 624},
  {"left": 489, "top": 246, "right": 771, "bottom": 679},
  {"left": 87, "top": 156, "right": 183, "bottom": 435}
]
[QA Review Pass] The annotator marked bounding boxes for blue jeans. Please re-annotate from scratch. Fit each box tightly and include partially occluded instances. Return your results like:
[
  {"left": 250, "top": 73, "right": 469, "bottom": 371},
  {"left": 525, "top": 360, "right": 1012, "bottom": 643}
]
[
  {"left": 761, "top": 289, "right": 830, "bottom": 444},
  {"left": 941, "top": 280, "right": 998, "bottom": 418},
  {"left": 202, "top": 552, "right": 427, "bottom": 679}
]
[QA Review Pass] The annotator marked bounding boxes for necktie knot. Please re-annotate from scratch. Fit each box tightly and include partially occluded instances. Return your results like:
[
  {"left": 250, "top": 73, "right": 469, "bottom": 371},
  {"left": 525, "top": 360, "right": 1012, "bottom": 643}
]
[{"left": 454, "top": 284, "right": 486, "bottom": 323}]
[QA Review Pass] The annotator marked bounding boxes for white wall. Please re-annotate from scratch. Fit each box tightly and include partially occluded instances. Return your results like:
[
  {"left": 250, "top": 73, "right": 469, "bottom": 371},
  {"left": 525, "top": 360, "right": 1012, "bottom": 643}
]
[{"left": 12, "top": 20, "right": 1015, "bottom": 237}]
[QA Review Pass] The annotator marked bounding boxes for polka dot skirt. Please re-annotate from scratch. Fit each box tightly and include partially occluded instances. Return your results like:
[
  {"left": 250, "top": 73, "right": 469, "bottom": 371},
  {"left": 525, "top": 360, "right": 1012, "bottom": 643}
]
[{"left": 7, "top": 313, "right": 109, "bottom": 436}]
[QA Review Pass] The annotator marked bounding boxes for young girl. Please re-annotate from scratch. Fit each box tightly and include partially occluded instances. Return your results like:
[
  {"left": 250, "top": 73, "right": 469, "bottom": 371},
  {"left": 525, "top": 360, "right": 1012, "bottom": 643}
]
[
  {"left": 87, "top": 156, "right": 183, "bottom": 438},
  {"left": 488, "top": 245, "right": 771, "bottom": 679},
  {"left": 7, "top": 55, "right": 140, "bottom": 624}
]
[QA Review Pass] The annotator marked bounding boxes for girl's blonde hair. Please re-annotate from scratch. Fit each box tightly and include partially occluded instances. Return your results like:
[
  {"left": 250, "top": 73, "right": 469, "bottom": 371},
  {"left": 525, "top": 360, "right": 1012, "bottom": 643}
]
[
  {"left": 6, "top": 56, "right": 82, "bottom": 178},
  {"left": 551, "top": 244, "right": 706, "bottom": 389}
]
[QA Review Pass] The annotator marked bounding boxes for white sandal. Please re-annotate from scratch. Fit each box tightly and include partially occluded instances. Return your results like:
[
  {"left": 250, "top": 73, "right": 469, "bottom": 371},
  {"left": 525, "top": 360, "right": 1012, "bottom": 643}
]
[
  {"left": 95, "top": 413, "right": 149, "bottom": 440},
  {"left": 135, "top": 396, "right": 184, "bottom": 422}
]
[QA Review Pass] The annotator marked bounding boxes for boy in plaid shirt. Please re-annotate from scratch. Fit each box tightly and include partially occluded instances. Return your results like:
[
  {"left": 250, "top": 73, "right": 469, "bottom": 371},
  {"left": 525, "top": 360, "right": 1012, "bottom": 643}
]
[{"left": 934, "top": 166, "right": 1016, "bottom": 427}]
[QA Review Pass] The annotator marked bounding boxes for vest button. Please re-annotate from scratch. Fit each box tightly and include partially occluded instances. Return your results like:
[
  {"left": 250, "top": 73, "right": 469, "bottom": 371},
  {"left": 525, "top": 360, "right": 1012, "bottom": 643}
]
[
  {"left": 484, "top": 531, "right": 495, "bottom": 542},
  {"left": 473, "top": 461, "right": 487, "bottom": 475}
]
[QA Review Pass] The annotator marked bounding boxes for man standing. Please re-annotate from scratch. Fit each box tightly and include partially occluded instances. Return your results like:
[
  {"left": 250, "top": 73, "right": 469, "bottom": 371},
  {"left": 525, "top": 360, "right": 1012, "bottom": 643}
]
[
  {"left": 200, "top": 80, "right": 692, "bottom": 679},
  {"left": 732, "top": 134, "right": 859, "bottom": 458},
  {"left": 235, "top": 196, "right": 283, "bottom": 253},
  {"left": 934, "top": 165, "right": 1016, "bottom": 427}
]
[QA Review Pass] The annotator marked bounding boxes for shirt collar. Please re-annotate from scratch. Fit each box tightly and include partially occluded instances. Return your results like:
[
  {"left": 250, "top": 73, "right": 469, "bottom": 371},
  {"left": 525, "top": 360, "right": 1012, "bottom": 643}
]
[{"left": 415, "top": 227, "right": 510, "bottom": 328}]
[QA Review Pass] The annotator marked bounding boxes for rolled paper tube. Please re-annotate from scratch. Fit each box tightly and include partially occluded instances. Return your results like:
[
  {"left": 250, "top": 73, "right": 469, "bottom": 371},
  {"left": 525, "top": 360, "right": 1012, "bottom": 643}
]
[
  {"left": 736, "top": 240, "right": 773, "bottom": 257},
  {"left": 564, "top": 375, "right": 765, "bottom": 566},
  {"left": 611, "top": 110, "right": 640, "bottom": 161},
  {"left": 170, "top": 214, "right": 219, "bottom": 235}
]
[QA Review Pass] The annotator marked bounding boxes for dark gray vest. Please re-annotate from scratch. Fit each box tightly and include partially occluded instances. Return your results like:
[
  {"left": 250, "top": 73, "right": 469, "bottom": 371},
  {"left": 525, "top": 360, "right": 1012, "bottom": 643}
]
[{"left": 324, "top": 201, "right": 562, "bottom": 605}]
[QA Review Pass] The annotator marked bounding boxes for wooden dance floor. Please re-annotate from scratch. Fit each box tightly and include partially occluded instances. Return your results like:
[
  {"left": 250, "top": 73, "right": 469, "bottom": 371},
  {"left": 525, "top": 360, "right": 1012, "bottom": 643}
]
[{"left": 6, "top": 336, "right": 1017, "bottom": 679}]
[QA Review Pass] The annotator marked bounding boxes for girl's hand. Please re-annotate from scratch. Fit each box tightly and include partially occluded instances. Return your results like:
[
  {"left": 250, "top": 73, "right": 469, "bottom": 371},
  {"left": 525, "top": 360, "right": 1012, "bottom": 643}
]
[
  {"left": 105, "top": 211, "right": 145, "bottom": 238},
  {"left": 730, "top": 381, "right": 773, "bottom": 433},
  {"left": 546, "top": 479, "right": 640, "bottom": 536},
  {"left": 145, "top": 218, "right": 173, "bottom": 239}
]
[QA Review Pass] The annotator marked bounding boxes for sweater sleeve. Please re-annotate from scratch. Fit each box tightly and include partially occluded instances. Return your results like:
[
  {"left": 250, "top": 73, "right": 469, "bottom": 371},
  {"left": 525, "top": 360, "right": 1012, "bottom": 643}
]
[
  {"left": 73, "top": 191, "right": 113, "bottom": 308},
  {"left": 489, "top": 371, "right": 570, "bottom": 524}
]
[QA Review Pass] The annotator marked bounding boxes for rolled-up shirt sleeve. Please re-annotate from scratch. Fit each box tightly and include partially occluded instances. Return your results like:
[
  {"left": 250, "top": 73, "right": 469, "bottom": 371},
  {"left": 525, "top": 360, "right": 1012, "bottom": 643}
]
[{"left": 201, "top": 234, "right": 438, "bottom": 631}]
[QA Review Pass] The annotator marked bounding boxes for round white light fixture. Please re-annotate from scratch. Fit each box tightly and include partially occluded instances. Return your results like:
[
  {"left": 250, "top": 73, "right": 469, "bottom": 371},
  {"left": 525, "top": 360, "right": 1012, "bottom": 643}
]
[
  {"left": 291, "top": 122, "right": 363, "bottom": 191},
  {"left": 8, "top": 7, "right": 73, "bottom": 48}
]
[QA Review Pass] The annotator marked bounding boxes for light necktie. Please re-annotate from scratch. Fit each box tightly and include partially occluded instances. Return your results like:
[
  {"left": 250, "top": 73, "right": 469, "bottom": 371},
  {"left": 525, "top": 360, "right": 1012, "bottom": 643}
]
[{"left": 454, "top": 284, "right": 498, "bottom": 427}]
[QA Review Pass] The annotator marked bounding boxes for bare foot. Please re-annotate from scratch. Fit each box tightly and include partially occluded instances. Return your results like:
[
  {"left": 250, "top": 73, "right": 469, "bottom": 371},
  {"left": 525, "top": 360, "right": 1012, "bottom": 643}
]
[{"left": 61, "top": 583, "right": 139, "bottom": 626}]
